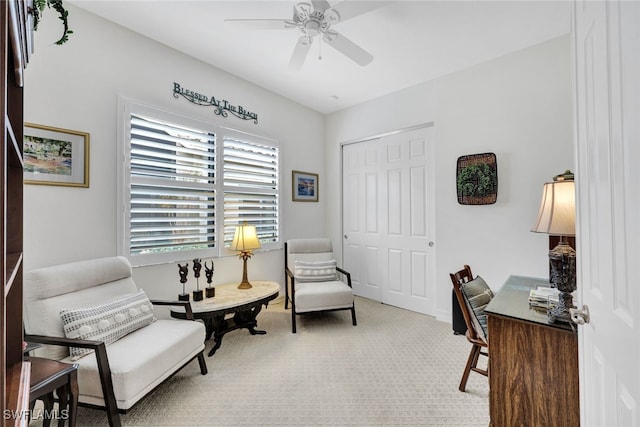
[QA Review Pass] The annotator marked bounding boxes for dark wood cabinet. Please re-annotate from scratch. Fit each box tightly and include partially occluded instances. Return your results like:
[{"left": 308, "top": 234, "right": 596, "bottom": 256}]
[
  {"left": 485, "top": 276, "right": 579, "bottom": 427},
  {"left": 2, "top": 1, "right": 32, "bottom": 425}
]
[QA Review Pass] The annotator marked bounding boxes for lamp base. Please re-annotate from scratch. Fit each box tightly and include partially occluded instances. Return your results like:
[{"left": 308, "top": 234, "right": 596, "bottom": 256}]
[
  {"left": 237, "top": 281, "right": 253, "bottom": 290},
  {"left": 237, "top": 252, "right": 253, "bottom": 289},
  {"left": 548, "top": 291, "right": 575, "bottom": 324},
  {"left": 548, "top": 238, "right": 577, "bottom": 324}
]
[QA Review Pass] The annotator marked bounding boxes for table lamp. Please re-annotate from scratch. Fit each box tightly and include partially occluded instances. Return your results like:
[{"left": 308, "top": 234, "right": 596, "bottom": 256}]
[
  {"left": 531, "top": 170, "right": 576, "bottom": 323},
  {"left": 231, "top": 223, "right": 261, "bottom": 289}
]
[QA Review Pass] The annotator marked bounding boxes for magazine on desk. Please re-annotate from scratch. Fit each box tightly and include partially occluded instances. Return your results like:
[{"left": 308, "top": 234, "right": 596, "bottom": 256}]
[{"left": 528, "top": 285, "right": 560, "bottom": 311}]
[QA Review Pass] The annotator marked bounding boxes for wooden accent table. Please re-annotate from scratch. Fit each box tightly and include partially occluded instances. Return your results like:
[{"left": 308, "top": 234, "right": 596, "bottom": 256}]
[
  {"left": 485, "top": 276, "right": 579, "bottom": 427},
  {"left": 29, "top": 357, "right": 78, "bottom": 427},
  {"left": 170, "top": 281, "right": 279, "bottom": 357}
]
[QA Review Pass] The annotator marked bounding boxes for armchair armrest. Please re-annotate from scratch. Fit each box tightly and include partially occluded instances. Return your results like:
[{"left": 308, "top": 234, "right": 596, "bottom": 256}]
[
  {"left": 150, "top": 299, "right": 195, "bottom": 321},
  {"left": 25, "top": 333, "right": 103, "bottom": 350},
  {"left": 336, "top": 266, "right": 353, "bottom": 288},
  {"left": 24, "top": 334, "right": 121, "bottom": 427}
]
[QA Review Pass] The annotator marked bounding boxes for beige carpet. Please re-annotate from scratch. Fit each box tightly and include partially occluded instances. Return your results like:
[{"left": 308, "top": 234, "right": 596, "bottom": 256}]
[{"left": 32, "top": 296, "right": 489, "bottom": 426}]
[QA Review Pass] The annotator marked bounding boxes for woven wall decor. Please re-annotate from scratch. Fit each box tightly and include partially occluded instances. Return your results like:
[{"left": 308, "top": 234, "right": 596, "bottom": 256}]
[{"left": 456, "top": 152, "right": 498, "bottom": 205}]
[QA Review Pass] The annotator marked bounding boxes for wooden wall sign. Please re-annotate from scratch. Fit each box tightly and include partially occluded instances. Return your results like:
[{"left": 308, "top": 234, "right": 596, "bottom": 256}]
[{"left": 456, "top": 152, "right": 498, "bottom": 205}]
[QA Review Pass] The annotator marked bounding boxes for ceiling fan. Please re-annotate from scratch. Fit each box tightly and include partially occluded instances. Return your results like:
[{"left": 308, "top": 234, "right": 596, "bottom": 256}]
[{"left": 225, "top": 1, "right": 390, "bottom": 70}]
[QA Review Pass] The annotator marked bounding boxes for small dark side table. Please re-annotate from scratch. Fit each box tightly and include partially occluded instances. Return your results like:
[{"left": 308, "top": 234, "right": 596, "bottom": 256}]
[{"left": 29, "top": 357, "right": 79, "bottom": 427}]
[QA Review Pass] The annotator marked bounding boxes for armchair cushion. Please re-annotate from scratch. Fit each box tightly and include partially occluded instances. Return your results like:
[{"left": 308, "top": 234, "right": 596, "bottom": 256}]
[
  {"left": 294, "top": 259, "right": 337, "bottom": 282},
  {"left": 60, "top": 289, "right": 155, "bottom": 360},
  {"left": 61, "top": 318, "right": 205, "bottom": 409},
  {"left": 295, "top": 280, "right": 354, "bottom": 312},
  {"left": 460, "top": 275, "right": 494, "bottom": 339}
]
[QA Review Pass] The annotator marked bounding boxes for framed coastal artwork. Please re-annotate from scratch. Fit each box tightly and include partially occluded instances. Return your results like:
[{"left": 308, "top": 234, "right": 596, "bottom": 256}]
[
  {"left": 24, "top": 123, "right": 90, "bottom": 187},
  {"left": 292, "top": 170, "right": 318, "bottom": 202}
]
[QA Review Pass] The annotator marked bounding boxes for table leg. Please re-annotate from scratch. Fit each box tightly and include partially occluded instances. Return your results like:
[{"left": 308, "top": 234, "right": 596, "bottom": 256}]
[
  {"left": 42, "top": 393, "right": 54, "bottom": 427},
  {"left": 203, "top": 317, "right": 215, "bottom": 341},
  {"left": 239, "top": 303, "right": 267, "bottom": 334},
  {"left": 68, "top": 369, "right": 78, "bottom": 427},
  {"left": 56, "top": 385, "right": 68, "bottom": 427},
  {"left": 203, "top": 298, "right": 275, "bottom": 356},
  {"left": 207, "top": 315, "right": 226, "bottom": 356}
]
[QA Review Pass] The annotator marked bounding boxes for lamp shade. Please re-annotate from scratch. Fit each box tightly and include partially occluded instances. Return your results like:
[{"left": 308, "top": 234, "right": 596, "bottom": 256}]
[
  {"left": 230, "top": 224, "right": 261, "bottom": 251},
  {"left": 531, "top": 179, "right": 576, "bottom": 236}
]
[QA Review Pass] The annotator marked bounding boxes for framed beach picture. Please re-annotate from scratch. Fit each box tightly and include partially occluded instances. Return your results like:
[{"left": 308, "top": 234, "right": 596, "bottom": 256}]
[
  {"left": 292, "top": 170, "right": 318, "bottom": 202},
  {"left": 24, "top": 123, "right": 90, "bottom": 187}
]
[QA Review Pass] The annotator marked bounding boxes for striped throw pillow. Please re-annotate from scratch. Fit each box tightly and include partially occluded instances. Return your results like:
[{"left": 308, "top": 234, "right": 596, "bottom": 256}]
[
  {"left": 60, "top": 290, "right": 155, "bottom": 360},
  {"left": 294, "top": 260, "right": 337, "bottom": 282}
]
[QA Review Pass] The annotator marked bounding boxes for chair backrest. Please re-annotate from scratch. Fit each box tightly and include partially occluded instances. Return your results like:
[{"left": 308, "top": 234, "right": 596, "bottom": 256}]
[
  {"left": 449, "top": 265, "right": 486, "bottom": 344},
  {"left": 285, "top": 238, "right": 334, "bottom": 273},
  {"left": 23, "top": 256, "right": 138, "bottom": 360}
]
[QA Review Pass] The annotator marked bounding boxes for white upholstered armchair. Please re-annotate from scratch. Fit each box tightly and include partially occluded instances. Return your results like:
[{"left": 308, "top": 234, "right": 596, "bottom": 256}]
[
  {"left": 23, "top": 256, "right": 207, "bottom": 427},
  {"left": 284, "top": 238, "right": 357, "bottom": 333}
]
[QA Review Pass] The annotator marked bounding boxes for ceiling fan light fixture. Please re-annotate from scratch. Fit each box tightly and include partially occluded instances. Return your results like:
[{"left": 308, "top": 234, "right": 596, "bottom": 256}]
[
  {"left": 294, "top": 2, "right": 313, "bottom": 19},
  {"left": 323, "top": 8, "right": 341, "bottom": 25},
  {"left": 322, "top": 30, "right": 337, "bottom": 43},
  {"left": 298, "top": 35, "right": 313, "bottom": 46}
]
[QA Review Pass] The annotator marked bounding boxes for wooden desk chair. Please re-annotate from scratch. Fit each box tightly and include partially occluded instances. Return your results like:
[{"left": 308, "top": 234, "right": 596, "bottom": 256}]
[
  {"left": 29, "top": 357, "right": 78, "bottom": 427},
  {"left": 449, "top": 265, "right": 489, "bottom": 392}
]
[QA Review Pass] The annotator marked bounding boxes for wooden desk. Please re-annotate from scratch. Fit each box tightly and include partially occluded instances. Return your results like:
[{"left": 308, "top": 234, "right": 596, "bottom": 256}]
[
  {"left": 485, "top": 276, "right": 579, "bottom": 427},
  {"left": 170, "top": 281, "right": 279, "bottom": 357}
]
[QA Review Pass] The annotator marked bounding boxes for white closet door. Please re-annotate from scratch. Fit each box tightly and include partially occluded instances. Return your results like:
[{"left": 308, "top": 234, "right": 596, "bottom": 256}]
[{"left": 342, "top": 126, "right": 436, "bottom": 315}]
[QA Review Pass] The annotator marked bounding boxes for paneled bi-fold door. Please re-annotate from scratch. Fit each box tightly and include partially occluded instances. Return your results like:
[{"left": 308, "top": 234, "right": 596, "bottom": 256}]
[{"left": 342, "top": 125, "right": 436, "bottom": 315}]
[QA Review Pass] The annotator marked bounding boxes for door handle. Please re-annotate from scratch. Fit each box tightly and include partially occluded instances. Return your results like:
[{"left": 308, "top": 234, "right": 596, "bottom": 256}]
[
  {"left": 344, "top": 234, "right": 348, "bottom": 239},
  {"left": 569, "top": 305, "right": 590, "bottom": 325}
]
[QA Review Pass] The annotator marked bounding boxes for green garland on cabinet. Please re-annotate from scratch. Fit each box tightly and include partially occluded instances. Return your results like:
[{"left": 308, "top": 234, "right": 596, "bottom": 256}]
[{"left": 33, "top": 0, "right": 72, "bottom": 45}]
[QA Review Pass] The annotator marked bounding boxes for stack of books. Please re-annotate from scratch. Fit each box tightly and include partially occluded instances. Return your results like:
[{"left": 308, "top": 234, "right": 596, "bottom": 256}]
[{"left": 528, "top": 285, "right": 560, "bottom": 311}]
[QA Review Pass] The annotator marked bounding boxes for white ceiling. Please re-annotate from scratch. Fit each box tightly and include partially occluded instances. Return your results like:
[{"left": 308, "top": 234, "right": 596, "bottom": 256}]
[{"left": 68, "top": 0, "right": 572, "bottom": 114}]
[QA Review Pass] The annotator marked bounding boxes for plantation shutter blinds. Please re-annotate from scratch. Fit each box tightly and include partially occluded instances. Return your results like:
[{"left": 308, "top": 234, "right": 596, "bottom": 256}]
[
  {"left": 223, "top": 136, "right": 279, "bottom": 246},
  {"left": 129, "top": 113, "right": 216, "bottom": 255}
]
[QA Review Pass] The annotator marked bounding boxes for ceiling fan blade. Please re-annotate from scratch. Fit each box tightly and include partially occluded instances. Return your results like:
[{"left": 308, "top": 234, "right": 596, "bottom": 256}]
[
  {"left": 224, "top": 19, "right": 289, "bottom": 30},
  {"left": 289, "top": 38, "right": 313, "bottom": 71},
  {"left": 325, "top": 32, "right": 373, "bottom": 66},
  {"left": 330, "top": 1, "right": 392, "bottom": 22},
  {"left": 311, "top": 0, "right": 331, "bottom": 12}
]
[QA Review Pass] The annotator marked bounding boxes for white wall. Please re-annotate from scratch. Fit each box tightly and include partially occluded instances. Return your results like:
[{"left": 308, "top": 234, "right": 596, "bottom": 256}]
[
  {"left": 23, "top": 5, "right": 326, "bottom": 299},
  {"left": 326, "top": 35, "right": 574, "bottom": 321}
]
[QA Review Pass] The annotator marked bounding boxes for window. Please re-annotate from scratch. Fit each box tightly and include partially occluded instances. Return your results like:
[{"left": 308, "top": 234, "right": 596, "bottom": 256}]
[
  {"left": 223, "top": 132, "right": 279, "bottom": 247},
  {"left": 119, "top": 102, "right": 279, "bottom": 266}
]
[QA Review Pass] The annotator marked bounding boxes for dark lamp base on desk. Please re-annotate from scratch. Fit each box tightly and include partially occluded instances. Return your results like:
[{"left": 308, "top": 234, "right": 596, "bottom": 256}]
[
  {"left": 548, "top": 239, "right": 576, "bottom": 324},
  {"left": 548, "top": 292, "right": 576, "bottom": 323}
]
